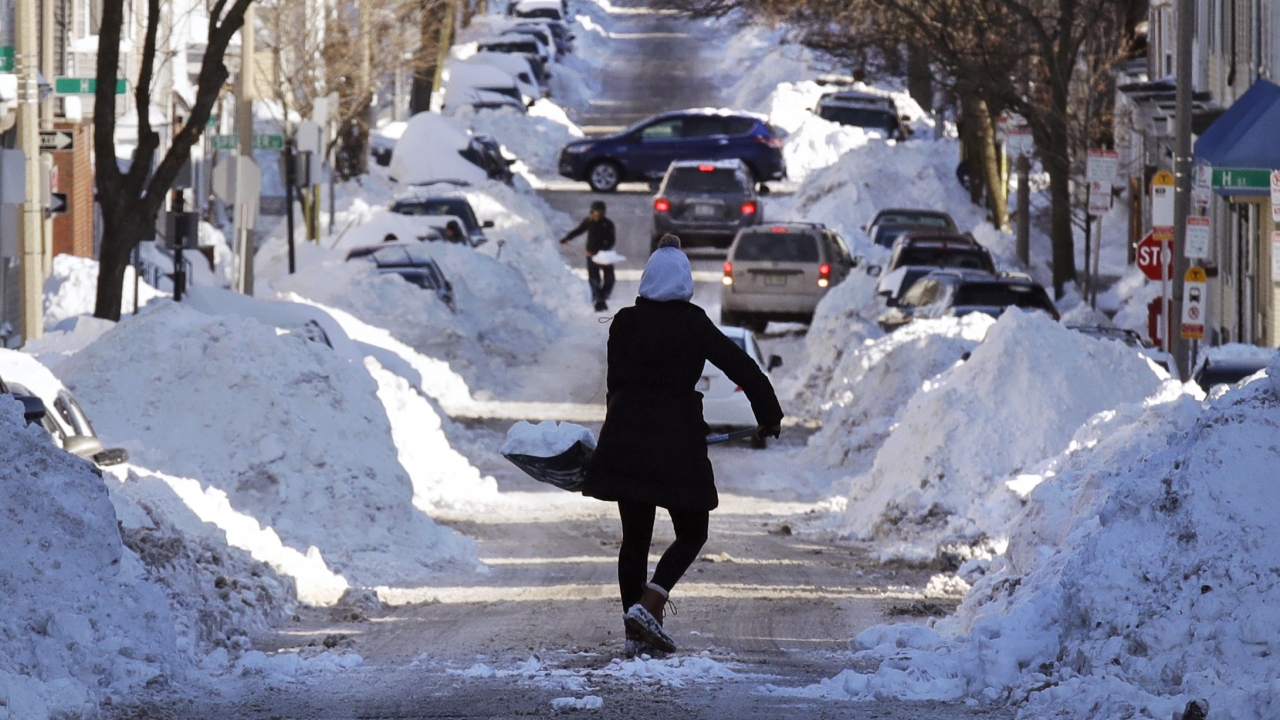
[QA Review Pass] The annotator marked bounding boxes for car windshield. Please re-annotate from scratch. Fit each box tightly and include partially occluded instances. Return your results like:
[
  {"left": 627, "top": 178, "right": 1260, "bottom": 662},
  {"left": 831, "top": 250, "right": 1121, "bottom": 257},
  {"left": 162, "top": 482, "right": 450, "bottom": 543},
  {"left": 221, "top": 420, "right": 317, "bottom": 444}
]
[
  {"left": 874, "top": 226, "right": 916, "bottom": 247},
  {"left": 518, "top": 7, "right": 560, "bottom": 19},
  {"left": 897, "top": 247, "right": 993, "bottom": 271},
  {"left": 393, "top": 198, "right": 479, "bottom": 231},
  {"left": 734, "top": 232, "right": 819, "bottom": 262},
  {"left": 818, "top": 105, "right": 897, "bottom": 131},
  {"left": 876, "top": 213, "right": 950, "bottom": 228},
  {"left": 666, "top": 167, "right": 747, "bottom": 194},
  {"left": 953, "top": 283, "right": 1054, "bottom": 311}
]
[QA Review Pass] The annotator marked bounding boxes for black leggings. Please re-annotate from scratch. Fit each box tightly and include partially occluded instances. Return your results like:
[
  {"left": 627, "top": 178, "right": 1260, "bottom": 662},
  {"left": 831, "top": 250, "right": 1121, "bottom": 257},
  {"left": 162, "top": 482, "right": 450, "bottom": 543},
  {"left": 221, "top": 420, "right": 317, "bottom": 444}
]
[{"left": 617, "top": 501, "right": 709, "bottom": 610}]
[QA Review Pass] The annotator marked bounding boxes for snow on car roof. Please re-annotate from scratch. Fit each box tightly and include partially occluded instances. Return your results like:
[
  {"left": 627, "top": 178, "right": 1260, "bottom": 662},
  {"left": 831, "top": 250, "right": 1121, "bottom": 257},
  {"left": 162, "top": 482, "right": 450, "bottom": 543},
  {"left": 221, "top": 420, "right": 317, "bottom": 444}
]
[
  {"left": 676, "top": 107, "right": 770, "bottom": 121},
  {"left": 513, "top": 0, "right": 562, "bottom": 11}
]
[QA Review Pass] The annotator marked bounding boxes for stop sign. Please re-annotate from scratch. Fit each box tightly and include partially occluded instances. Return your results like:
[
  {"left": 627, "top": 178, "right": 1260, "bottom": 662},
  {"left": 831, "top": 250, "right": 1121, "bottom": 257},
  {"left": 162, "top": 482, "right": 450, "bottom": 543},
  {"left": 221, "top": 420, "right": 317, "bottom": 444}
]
[{"left": 1136, "top": 233, "right": 1172, "bottom": 281}]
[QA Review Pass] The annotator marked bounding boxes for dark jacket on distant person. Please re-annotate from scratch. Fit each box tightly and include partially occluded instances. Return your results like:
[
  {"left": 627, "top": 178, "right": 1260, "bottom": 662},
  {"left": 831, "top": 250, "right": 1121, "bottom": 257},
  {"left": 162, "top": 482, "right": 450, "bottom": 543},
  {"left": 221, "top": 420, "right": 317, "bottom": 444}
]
[
  {"left": 561, "top": 216, "right": 617, "bottom": 254},
  {"left": 584, "top": 298, "right": 784, "bottom": 512}
]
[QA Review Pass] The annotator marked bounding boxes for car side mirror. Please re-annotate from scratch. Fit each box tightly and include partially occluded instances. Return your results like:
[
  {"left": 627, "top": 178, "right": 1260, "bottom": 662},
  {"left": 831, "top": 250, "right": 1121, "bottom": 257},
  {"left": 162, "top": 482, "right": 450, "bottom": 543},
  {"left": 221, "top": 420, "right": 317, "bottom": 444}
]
[
  {"left": 63, "top": 434, "right": 105, "bottom": 459},
  {"left": 866, "top": 264, "right": 882, "bottom": 277},
  {"left": 92, "top": 448, "right": 130, "bottom": 466},
  {"left": 17, "top": 395, "right": 45, "bottom": 424},
  {"left": 482, "top": 220, "right": 495, "bottom": 228},
  {"left": 767, "top": 355, "right": 783, "bottom": 371}
]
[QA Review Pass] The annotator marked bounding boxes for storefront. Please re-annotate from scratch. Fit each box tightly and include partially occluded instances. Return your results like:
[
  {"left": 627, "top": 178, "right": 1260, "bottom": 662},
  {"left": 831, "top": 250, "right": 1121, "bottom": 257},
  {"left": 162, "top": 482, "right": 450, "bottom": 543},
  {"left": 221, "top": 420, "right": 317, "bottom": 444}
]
[{"left": 1193, "top": 80, "right": 1280, "bottom": 348}]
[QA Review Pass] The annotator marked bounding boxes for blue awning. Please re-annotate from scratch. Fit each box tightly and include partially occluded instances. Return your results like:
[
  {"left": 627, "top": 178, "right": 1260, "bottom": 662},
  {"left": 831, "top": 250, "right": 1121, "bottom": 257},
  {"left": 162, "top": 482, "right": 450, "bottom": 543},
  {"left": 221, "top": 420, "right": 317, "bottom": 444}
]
[{"left": 1194, "top": 79, "right": 1280, "bottom": 171}]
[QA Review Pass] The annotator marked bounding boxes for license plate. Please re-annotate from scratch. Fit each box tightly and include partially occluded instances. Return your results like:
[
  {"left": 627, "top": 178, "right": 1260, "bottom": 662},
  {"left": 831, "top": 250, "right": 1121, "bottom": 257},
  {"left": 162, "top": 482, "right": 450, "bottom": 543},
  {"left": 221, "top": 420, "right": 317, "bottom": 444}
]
[
  {"left": 764, "top": 274, "right": 787, "bottom": 286},
  {"left": 694, "top": 204, "right": 717, "bottom": 217}
]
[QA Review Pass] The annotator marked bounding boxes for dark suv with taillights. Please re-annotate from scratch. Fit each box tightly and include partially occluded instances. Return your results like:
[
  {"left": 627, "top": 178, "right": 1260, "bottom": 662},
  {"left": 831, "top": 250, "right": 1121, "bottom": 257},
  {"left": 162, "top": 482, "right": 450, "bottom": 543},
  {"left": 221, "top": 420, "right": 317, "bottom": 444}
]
[
  {"left": 558, "top": 109, "right": 786, "bottom": 192},
  {"left": 651, "top": 159, "right": 761, "bottom": 251}
]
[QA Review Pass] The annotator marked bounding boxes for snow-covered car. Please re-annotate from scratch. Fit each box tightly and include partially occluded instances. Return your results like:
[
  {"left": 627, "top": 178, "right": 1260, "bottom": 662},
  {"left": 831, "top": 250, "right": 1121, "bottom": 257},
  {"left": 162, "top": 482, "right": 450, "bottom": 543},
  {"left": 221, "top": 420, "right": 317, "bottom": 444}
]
[
  {"left": 466, "top": 52, "right": 545, "bottom": 101},
  {"left": 346, "top": 243, "right": 457, "bottom": 310},
  {"left": 391, "top": 193, "right": 494, "bottom": 246},
  {"left": 864, "top": 208, "right": 957, "bottom": 248},
  {"left": 699, "top": 326, "right": 782, "bottom": 446},
  {"left": 390, "top": 113, "right": 495, "bottom": 185},
  {"left": 1191, "top": 354, "right": 1274, "bottom": 391},
  {"left": 875, "top": 266, "right": 939, "bottom": 307},
  {"left": 442, "top": 62, "right": 526, "bottom": 113},
  {"left": 509, "top": 0, "right": 566, "bottom": 23},
  {"left": 479, "top": 32, "right": 551, "bottom": 67},
  {"left": 878, "top": 269, "right": 1058, "bottom": 331},
  {"left": 0, "top": 350, "right": 129, "bottom": 466},
  {"left": 814, "top": 91, "right": 910, "bottom": 140}
]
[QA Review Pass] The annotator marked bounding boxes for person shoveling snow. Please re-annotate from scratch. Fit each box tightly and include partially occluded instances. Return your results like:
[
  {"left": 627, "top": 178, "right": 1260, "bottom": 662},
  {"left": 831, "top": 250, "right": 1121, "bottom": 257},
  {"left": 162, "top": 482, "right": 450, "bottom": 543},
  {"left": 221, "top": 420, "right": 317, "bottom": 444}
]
[
  {"left": 582, "top": 237, "right": 783, "bottom": 657},
  {"left": 559, "top": 200, "right": 618, "bottom": 312}
]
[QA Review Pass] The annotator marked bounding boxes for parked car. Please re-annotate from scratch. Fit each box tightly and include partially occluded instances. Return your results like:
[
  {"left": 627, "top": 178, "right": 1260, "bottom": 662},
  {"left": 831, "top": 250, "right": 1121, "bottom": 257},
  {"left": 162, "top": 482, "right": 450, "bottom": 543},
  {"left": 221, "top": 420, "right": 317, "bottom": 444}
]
[
  {"left": 467, "top": 52, "right": 545, "bottom": 101},
  {"left": 1191, "top": 355, "right": 1274, "bottom": 391},
  {"left": 509, "top": 0, "right": 565, "bottom": 22},
  {"left": 391, "top": 193, "right": 494, "bottom": 246},
  {"left": 878, "top": 269, "right": 1058, "bottom": 331},
  {"left": 441, "top": 62, "right": 526, "bottom": 113},
  {"left": 346, "top": 243, "right": 457, "bottom": 310},
  {"left": 558, "top": 109, "right": 786, "bottom": 192},
  {"left": 461, "top": 134, "right": 515, "bottom": 184},
  {"left": 876, "top": 265, "right": 947, "bottom": 307},
  {"left": 0, "top": 351, "right": 129, "bottom": 467},
  {"left": 865, "top": 208, "right": 957, "bottom": 248},
  {"left": 720, "top": 222, "right": 855, "bottom": 331},
  {"left": 814, "top": 91, "right": 910, "bottom": 140},
  {"left": 876, "top": 232, "right": 995, "bottom": 279},
  {"left": 651, "top": 159, "right": 761, "bottom": 251},
  {"left": 700, "top": 325, "right": 783, "bottom": 447},
  {"left": 507, "top": 23, "right": 566, "bottom": 60},
  {"left": 480, "top": 32, "right": 551, "bottom": 66}
]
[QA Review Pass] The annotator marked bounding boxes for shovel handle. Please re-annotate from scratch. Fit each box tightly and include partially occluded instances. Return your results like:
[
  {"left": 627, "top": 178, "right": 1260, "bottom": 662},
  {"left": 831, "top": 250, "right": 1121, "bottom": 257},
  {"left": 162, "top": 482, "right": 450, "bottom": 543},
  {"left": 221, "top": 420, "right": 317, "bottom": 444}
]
[{"left": 706, "top": 429, "right": 758, "bottom": 445}]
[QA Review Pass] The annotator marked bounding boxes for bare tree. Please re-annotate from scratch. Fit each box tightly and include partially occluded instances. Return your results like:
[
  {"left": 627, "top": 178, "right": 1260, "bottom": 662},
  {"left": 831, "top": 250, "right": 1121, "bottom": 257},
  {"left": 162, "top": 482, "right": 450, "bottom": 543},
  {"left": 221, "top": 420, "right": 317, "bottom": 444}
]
[{"left": 93, "top": 0, "right": 255, "bottom": 320}]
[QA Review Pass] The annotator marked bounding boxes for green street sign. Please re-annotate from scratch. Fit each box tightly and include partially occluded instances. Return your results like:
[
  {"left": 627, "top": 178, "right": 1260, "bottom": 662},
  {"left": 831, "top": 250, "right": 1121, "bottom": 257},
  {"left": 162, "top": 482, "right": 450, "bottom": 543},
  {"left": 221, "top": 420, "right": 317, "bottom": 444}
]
[
  {"left": 1212, "top": 168, "right": 1272, "bottom": 191},
  {"left": 211, "top": 134, "right": 285, "bottom": 151},
  {"left": 0, "top": 47, "right": 13, "bottom": 73},
  {"left": 54, "top": 77, "right": 127, "bottom": 95}
]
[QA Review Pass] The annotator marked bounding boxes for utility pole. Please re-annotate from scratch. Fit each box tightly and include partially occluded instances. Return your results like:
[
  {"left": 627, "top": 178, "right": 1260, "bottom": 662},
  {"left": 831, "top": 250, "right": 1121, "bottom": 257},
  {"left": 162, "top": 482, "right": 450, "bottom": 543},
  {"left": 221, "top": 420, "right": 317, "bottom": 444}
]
[
  {"left": 235, "top": 4, "right": 256, "bottom": 295},
  {"left": 1171, "top": 0, "right": 1194, "bottom": 377},
  {"left": 17, "top": 0, "right": 42, "bottom": 342}
]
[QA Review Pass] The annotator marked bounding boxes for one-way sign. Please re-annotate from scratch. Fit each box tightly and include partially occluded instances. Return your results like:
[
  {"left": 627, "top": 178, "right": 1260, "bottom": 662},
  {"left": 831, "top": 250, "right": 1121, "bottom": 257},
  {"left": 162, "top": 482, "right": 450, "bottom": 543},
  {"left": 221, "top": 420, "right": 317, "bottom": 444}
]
[{"left": 39, "top": 131, "right": 73, "bottom": 151}]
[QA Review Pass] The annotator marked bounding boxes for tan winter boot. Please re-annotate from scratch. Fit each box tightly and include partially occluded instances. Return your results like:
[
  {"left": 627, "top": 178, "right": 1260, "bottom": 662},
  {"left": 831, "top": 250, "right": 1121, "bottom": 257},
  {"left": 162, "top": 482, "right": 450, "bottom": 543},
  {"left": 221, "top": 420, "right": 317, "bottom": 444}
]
[{"left": 624, "top": 583, "right": 677, "bottom": 653}]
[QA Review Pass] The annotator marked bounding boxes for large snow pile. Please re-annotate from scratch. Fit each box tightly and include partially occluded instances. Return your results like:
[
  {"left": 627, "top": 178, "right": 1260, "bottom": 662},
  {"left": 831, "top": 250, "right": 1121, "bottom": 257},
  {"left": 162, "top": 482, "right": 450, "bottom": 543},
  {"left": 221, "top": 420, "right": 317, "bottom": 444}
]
[
  {"left": 43, "top": 254, "right": 163, "bottom": 330},
  {"left": 801, "top": 315, "right": 995, "bottom": 474},
  {"left": 840, "top": 309, "right": 1166, "bottom": 558},
  {"left": 785, "top": 366, "right": 1280, "bottom": 718},
  {"left": 54, "top": 302, "right": 477, "bottom": 602},
  {"left": 458, "top": 100, "right": 584, "bottom": 180},
  {"left": 0, "top": 398, "right": 178, "bottom": 719},
  {"left": 390, "top": 112, "right": 488, "bottom": 185}
]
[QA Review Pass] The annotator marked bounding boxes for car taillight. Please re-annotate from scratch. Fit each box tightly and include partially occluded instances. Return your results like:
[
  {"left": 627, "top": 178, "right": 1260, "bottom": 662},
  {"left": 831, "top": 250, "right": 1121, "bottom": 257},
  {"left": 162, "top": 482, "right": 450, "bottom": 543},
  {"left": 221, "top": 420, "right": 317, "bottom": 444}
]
[
  {"left": 741, "top": 201, "right": 757, "bottom": 215},
  {"left": 722, "top": 261, "right": 733, "bottom": 286},
  {"left": 754, "top": 135, "right": 784, "bottom": 149},
  {"left": 818, "top": 263, "right": 831, "bottom": 288},
  {"left": 654, "top": 198, "right": 670, "bottom": 213},
  {"left": 770, "top": 227, "right": 787, "bottom": 233},
  {"left": 698, "top": 164, "right": 715, "bottom": 172}
]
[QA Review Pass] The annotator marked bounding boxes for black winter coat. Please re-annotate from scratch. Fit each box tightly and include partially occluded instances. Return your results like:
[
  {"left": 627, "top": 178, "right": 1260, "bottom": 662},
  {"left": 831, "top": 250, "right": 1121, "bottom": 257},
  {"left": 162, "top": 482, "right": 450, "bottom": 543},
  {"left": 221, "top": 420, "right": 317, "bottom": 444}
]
[
  {"left": 561, "top": 216, "right": 617, "bottom": 253},
  {"left": 584, "top": 298, "right": 784, "bottom": 512}
]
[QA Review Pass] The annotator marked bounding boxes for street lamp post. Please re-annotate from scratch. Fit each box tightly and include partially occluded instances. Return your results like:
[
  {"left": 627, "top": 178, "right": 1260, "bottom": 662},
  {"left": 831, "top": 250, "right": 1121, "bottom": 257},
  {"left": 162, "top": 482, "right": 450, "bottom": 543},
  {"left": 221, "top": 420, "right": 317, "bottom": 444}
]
[{"left": 17, "top": 0, "right": 42, "bottom": 342}]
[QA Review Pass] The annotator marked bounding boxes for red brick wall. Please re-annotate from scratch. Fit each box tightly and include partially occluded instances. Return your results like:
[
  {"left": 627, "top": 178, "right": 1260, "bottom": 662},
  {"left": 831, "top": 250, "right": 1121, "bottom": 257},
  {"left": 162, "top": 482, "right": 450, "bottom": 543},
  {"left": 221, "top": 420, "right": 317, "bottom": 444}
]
[{"left": 51, "top": 122, "right": 93, "bottom": 258}]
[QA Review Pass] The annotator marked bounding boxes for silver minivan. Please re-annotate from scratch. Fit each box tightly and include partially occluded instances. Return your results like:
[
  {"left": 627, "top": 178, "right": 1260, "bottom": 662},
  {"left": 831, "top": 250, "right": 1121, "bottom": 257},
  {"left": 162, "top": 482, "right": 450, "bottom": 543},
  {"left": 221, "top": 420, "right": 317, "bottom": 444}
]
[{"left": 720, "top": 222, "right": 855, "bottom": 331}]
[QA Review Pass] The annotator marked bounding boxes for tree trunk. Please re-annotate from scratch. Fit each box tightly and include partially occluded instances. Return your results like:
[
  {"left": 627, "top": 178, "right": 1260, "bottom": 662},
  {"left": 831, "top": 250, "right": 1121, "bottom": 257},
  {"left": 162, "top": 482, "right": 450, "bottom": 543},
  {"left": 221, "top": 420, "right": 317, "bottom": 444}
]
[
  {"left": 410, "top": 0, "right": 450, "bottom": 114},
  {"left": 960, "top": 93, "right": 983, "bottom": 206},
  {"left": 93, "top": 208, "right": 153, "bottom": 321},
  {"left": 1044, "top": 107, "right": 1076, "bottom": 298},
  {"left": 974, "top": 99, "right": 1008, "bottom": 230},
  {"left": 906, "top": 45, "right": 932, "bottom": 113}
]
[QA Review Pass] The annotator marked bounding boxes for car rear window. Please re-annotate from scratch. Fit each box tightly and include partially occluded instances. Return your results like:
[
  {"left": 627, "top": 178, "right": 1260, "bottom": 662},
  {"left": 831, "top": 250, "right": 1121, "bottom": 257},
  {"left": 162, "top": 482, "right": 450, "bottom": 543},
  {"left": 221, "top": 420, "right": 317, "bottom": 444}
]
[
  {"left": 518, "top": 7, "right": 561, "bottom": 19},
  {"left": 733, "top": 232, "right": 819, "bottom": 262},
  {"left": 666, "top": 167, "right": 747, "bottom": 194},
  {"left": 877, "top": 213, "right": 950, "bottom": 228},
  {"left": 874, "top": 226, "right": 914, "bottom": 247},
  {"left": 723, "top": 117, "right": 757, "bottom": 135},
  {"left": 817, "top": 105, "right": 897, "bottom": 131},
  {"left": 393, "top": 199, "right": 479, "bottom": 231},
  {"left": 953, "top": 283, "right": 1054, "bottom": 311},
  {"left": 897, "top": 247, "right": 994, "bottom": 271}
]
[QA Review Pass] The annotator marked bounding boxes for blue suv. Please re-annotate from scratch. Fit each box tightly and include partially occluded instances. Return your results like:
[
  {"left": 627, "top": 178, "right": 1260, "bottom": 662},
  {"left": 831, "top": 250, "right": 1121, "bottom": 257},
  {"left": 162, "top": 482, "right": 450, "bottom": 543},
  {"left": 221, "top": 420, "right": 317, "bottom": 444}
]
[{"left": 558, "top": 110, "right": 786, "bottom": 192}]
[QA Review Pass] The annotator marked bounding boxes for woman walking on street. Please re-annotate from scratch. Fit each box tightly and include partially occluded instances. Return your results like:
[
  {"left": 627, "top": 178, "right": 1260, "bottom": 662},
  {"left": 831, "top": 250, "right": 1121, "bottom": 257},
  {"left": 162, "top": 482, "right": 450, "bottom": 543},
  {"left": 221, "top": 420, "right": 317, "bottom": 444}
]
[{"left": 584, "top": 236, "right": 783, "bottom": 656}]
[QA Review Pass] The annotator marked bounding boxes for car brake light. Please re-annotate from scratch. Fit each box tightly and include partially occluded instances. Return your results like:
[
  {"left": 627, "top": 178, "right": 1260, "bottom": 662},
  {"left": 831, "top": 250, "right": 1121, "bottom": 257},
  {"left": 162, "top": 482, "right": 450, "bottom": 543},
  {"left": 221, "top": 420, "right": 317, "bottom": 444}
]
[
  {"left": 698, "top": 164, "right": 715, "bottom": 172},
  {"left": 654, "top": 198, "right": 670, "bottom": 213},
  {"left": 722, "top": 261, "right": 733, "bottom": 286},
  {"left": 770, "top": 227, "right": 787, "bottom": 233},
  {"left": 818, "top": 263, "right": 831, "bottom": 288},
  {"left": 754, "top": 135, "right": 784, "bottom": 149},
  {"left": 741, "top": 201, "right": 757, "bottom": 215}
]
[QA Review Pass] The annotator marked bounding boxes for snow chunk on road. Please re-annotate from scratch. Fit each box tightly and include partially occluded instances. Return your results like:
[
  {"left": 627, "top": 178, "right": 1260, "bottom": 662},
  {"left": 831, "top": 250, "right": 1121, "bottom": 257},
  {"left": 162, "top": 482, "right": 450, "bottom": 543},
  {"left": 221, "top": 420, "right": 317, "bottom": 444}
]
[
  {"left": 55, "top": 302, "right": 477, "bottom": 601},
  {"left": 801, "top": 315, "right": 995, "bottom": 474},
  {"left": 842, "top": 308, "right": 1166, "bottom": 557},
  {"left": 501, "top": 419, "right": 596, "bottom": 457},
  {"left": 0, "top": 398, "right": 177, "bottom": 719},
  {"left": 551, "top": 695, "right": 603, "bottom": 711}
]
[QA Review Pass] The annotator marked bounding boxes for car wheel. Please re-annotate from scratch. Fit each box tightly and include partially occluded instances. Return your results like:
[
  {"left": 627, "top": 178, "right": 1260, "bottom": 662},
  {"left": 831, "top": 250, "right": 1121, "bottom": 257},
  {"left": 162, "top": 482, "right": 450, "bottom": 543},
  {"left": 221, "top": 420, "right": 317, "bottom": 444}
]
[{"left": 587, "top": 161, "right": 621, "bottom": 192}]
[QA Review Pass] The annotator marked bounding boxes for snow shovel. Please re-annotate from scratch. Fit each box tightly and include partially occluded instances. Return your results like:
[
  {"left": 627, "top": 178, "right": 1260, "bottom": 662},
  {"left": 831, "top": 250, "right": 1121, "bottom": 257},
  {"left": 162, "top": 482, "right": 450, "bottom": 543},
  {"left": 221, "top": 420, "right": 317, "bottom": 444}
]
[{"left": 503, "top": 429, "right": 760, "bottom": 493}]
